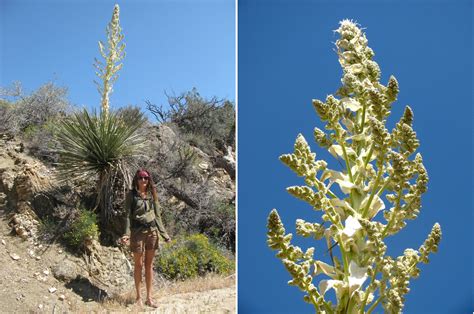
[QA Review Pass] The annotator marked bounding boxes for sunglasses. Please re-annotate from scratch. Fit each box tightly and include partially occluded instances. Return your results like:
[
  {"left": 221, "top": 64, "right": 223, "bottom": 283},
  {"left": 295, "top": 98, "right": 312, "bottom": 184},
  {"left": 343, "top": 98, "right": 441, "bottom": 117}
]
[{"left": 138, "top": 177, "right": 149, "bottom": 181}]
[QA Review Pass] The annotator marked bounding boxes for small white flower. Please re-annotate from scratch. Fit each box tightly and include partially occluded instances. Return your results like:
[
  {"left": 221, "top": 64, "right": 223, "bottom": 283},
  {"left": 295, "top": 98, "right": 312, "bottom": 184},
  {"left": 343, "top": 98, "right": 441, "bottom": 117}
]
[
  {"left": 328, "top": 145, "right": 356, "bottom": 159},
  {"left": 341, "top": 51, "right": 357, "bottom": 62},
  {"left": 319, "top": 279, "right": 346, "bottom": 302},
  {"left": 328, "top": 145, "right": 344, "bottom": 158},
  {"left": 321, "top": 169, "right": 357, "bottom": 194},
  {"left": 362, "top": 78, "right": 374, "bottom": 89},
  {"left": 348, "top": 260, "right": 368, "bottom": 295},
  {"left": 342, "top": 117, "right": 357, "bottom": 133},
  {"left": 341, "top": 97, "right": 362, "bottom": 112},
  {"left": 318, "top": 261, "right": 368, "bottom": 300},
  {"left": 330, "top": 199, "right": 354, "bottom": 216},
  {"left": 315, "top": 260, "right": 337, "bottom": 278},
  {"left": 360, "top": 194, "right": 385, "bottom": 219},
  {"left": 348, "top": 63, "right": 364, "bottom": 74},
  {"left": 321, "top": 169, "right": 341, "bottom": 182},
  {"left": 350, "top": 164, "right": 359, "bottom": 178},
  {"left": 359, "top": 147, "right": 377, "bottom": 162},
  {"left": 335, "top": 178, "right": 356, "bottom": 194},
  {"left": 349, "top": 133, "right": 368, "bottom": 141},
  {"left": 341, "top": 215, "right": 362, "bottom": 237}
]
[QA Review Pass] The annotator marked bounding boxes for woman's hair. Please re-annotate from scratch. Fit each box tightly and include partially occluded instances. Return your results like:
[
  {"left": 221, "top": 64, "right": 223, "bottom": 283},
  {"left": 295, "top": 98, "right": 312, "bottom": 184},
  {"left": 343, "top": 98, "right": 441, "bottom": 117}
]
[{"left": 132, "top": 168, "right": 158, "bottom": 202}]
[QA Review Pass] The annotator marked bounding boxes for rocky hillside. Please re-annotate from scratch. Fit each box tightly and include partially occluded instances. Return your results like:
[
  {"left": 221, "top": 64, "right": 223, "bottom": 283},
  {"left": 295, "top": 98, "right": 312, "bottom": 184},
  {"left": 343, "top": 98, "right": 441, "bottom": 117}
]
[
  {"left": 144, "top": 123, "right": 236, "bottom": 250},
  {"left": 0, "top": 131, "right": 236, "bottom": 312}
]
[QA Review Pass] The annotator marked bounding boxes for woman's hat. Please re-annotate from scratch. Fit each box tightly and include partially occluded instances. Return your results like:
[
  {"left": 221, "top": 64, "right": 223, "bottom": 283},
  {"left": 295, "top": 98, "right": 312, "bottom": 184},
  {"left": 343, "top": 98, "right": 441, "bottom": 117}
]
[{"left": 138, "top": 170, "right": 150, "bottom": 178}]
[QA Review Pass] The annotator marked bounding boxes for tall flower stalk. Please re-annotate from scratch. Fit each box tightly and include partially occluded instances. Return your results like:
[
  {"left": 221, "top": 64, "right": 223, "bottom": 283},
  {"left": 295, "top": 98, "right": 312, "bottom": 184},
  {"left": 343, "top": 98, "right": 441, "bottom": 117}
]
[
  {"left": 267, "top": 20, "right": 441, "bottom": 313},
  {"left": 94, "top": 4, "right": 125, "bottom": 118}
]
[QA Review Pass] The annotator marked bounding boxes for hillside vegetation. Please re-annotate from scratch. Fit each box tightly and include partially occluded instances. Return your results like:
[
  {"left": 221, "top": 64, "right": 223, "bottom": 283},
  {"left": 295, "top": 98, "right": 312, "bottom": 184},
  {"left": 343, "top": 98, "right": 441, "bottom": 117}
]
[{"left": 0, "top": 82, "right": 235, "bottom": 311}]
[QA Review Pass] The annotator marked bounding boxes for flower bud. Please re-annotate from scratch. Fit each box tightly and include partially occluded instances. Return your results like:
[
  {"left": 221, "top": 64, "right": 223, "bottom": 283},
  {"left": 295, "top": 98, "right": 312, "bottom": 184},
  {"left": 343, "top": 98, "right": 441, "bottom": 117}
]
[{"left": 387, "top": 75, "right": 399, "bottom": 101}]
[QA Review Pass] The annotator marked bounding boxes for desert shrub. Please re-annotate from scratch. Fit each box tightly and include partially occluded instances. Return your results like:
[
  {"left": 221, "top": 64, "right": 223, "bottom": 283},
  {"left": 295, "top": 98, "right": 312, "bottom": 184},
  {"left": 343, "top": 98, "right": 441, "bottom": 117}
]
[
  {"left": 0, "top": 99, "right": 14, "bottom": 132},
  {"left": 198, "top": 202, "right": 235, "bottom": 252},
  {"left": 37, "top": 215, "right": 57, "bottom": 241},
  {"left": 22, "top": 117, "right": 64, "bottom": 163},
  {"left": 156, "top": 233, "right": 234, "bottom": 280},
  {"left": 0, "top": 82, "right": 71, "bottom": 162},
  {"left": 63, "top": 208, "right": 99, "bottom": 249},
  {"left": 10, "top": 82, "right": 69, "bottom": 134},
  {"left": 146, "top": 88, "right": 235, "bottom": 154},
  {"left": 158, "top": 139, "right": 198, "bottom": 181},
  {"left": 0, "top": 82, "right": 21, "bottom": 132},
  {"left": 160, "top": 180, "right": 235, "bottom": 252}
]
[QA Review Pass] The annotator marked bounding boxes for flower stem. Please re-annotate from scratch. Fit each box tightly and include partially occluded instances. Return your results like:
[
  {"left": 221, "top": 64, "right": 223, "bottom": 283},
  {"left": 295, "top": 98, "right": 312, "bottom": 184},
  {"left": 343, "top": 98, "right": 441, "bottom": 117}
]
[
  {"left": 305, "top": 274, "right": 334, "bottom": 314},
  {"left": 340, "top": 249, "right": 351, "bottom": 313},
  {"left": 338, "top": 234, "right": 350, "bottom": 285},
  {"left": 366, "top": 296, "right": 383, "bottom": 314},
  {"left": 327, "top": 189, "right": 338, "bottom": 199},
  {"left": 381, "top": 190, "right": 402, "bottom": 238},
  {"left": 321, "top": 298, "right": 334, "bottom": 314},
  {"left": 341, "top": 143, "right": 354, "bottom": 183},
  {"left": 340, "top": 141, "right": 356, "bottom": 207},
  {"left": 359, "top": 266, "right": 378, "bottom": 313},
  {"left": 363, "top": 144, "right": 374, "bottom": 168},
  {"left": 307, "top": 288, "right": 321, "bottom": 313},
  {"left": 376, "top": 180, "right": 390, "bottom": 197},
  {"left": 362, "top": 160, "right": 384, "bottom": 218},
  {"left": 360, "top": 101, "right": 367, "bottom": 134}
]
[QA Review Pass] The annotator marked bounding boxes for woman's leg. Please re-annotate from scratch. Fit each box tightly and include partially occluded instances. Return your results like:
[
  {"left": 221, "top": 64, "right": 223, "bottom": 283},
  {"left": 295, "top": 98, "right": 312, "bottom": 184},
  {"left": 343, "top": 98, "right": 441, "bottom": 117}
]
[
  {"left": 133, "top": 252, "right": 144, "bottom": 304},
  {"left": 144, "top": 248, "right": 155, "bottom": 304}
]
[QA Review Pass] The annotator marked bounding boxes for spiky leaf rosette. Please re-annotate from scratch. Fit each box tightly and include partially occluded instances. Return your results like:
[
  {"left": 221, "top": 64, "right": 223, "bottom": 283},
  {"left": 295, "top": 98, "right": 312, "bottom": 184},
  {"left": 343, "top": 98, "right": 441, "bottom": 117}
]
[{"left": 55, "top": 108, "right": 146, "bottom": 182}]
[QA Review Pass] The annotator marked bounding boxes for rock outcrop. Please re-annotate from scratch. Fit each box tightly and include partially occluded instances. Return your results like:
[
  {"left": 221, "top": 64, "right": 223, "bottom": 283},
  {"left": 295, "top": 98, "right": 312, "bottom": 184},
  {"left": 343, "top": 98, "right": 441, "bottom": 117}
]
[{"left": 0, "top": 133, "right": 134, "bottom": 300}]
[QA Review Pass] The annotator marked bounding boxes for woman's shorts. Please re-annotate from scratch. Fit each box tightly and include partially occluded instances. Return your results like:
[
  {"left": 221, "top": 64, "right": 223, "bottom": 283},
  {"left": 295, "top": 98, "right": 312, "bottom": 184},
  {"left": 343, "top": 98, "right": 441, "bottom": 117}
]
[{"left": 130, "top": 229, "right": 158, "bottom": 253}]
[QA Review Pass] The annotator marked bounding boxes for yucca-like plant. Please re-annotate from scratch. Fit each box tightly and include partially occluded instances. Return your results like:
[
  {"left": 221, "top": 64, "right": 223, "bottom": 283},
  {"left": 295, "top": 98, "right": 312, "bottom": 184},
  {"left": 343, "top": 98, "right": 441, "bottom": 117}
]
[
  {"left": 56, "top": 5, "right": 145, "bottom": 229},
  {"left": 267, "top": 20, "right": 441, "bottom": 313}
]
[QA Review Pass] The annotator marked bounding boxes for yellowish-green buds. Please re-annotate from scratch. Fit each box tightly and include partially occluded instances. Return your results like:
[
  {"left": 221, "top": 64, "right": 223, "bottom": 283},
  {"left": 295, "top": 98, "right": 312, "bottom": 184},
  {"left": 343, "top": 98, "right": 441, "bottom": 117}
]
[
  {"left": 386, "top": 75, "right": 400, "bottom": 102},
  {"left": 267, "top": 209, "right": 288, "bottom": 250},
  {"left": 419, "top": 223, "right": 442, "bottom": 264}
]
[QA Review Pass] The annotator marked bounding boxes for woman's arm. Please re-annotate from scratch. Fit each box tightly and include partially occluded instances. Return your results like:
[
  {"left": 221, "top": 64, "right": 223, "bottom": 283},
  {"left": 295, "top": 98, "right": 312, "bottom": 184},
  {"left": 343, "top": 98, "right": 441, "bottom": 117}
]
[
  {"left": 123, "top": 190, "right": 132, "bottom": 236},
  {"left": 153, "top": 198, "right": 171, "bottom": 241}
]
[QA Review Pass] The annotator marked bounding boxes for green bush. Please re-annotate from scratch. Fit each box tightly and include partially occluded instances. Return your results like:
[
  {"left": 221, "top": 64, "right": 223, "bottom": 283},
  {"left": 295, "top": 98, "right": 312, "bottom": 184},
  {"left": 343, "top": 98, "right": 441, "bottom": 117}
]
[
  {"left": 198, "top": 202, "right": 236, "bottom": 252},
  {"left": 38, "top": 215, "right": 57, "bottom": 241},
  {"left": 156, "top": 233, "right": 234, "bottom": 280},
  {"left": 63, "top": 208, "right": 99, "bottom": 249}
]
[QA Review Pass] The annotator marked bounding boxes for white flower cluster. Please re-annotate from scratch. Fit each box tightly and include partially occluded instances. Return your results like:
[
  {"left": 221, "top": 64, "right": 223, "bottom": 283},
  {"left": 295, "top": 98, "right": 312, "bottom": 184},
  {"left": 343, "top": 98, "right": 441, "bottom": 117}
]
[
  {"left": 267, "top": 20, "right": 441, "bottom": 314},
  {"left": 94, "top": 4, "right": 126, "bottom": 116}
]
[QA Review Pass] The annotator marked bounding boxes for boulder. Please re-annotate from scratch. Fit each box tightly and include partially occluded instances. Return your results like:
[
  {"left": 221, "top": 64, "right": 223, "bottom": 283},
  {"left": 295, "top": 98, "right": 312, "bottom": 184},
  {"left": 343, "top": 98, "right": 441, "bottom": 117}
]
[{"left": 52, "top": 258, "right": 82, "bottom": 282}]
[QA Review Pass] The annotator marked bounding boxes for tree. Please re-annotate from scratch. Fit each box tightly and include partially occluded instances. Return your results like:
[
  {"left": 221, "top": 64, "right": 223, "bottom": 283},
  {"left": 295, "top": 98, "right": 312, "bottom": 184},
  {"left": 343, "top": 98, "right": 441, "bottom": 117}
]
[{"left": 267, "top": 20, "right": 441, "bottom": 313}]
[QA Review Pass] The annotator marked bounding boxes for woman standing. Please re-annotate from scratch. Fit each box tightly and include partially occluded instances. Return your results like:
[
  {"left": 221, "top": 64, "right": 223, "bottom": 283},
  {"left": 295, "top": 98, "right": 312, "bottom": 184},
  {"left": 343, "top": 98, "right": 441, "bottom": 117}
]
[{"left": 121, "top": 169, "right": 171, "bottom": 308}]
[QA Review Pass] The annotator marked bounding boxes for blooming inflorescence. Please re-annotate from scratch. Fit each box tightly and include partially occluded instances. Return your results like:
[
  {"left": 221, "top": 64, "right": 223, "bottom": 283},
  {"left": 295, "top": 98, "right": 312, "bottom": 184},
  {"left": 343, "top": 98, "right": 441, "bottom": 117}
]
[
  {"left": 94, "top": 4, "right": 126, "bottom": 117},
  {"left": 267, "top": 20, "right": 441, "bottom": 314}
]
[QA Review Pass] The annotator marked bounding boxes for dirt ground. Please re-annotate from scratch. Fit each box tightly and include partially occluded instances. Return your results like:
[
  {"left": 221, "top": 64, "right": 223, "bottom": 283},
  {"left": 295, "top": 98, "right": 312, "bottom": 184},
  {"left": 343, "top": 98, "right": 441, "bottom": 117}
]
[{"left": 0, "top": 210, "right": 236, "bottom": 313}]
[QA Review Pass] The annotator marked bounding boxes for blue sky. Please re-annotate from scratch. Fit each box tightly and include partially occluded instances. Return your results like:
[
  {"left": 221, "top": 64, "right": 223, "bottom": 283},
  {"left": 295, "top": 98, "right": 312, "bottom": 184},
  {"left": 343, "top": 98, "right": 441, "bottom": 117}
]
[
  {"left": 239, "top": 0, "right": 472, "bottom": 313},
  {"left": 0, "top": 0, "right": 235, "bottom": 117}
]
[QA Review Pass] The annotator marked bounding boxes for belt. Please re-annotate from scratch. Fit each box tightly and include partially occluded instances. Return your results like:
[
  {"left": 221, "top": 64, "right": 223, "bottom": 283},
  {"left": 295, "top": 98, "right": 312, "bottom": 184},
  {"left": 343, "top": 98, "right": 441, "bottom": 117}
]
[{"left": 131, "top": 220, "right": 156, "bottom": 229}]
